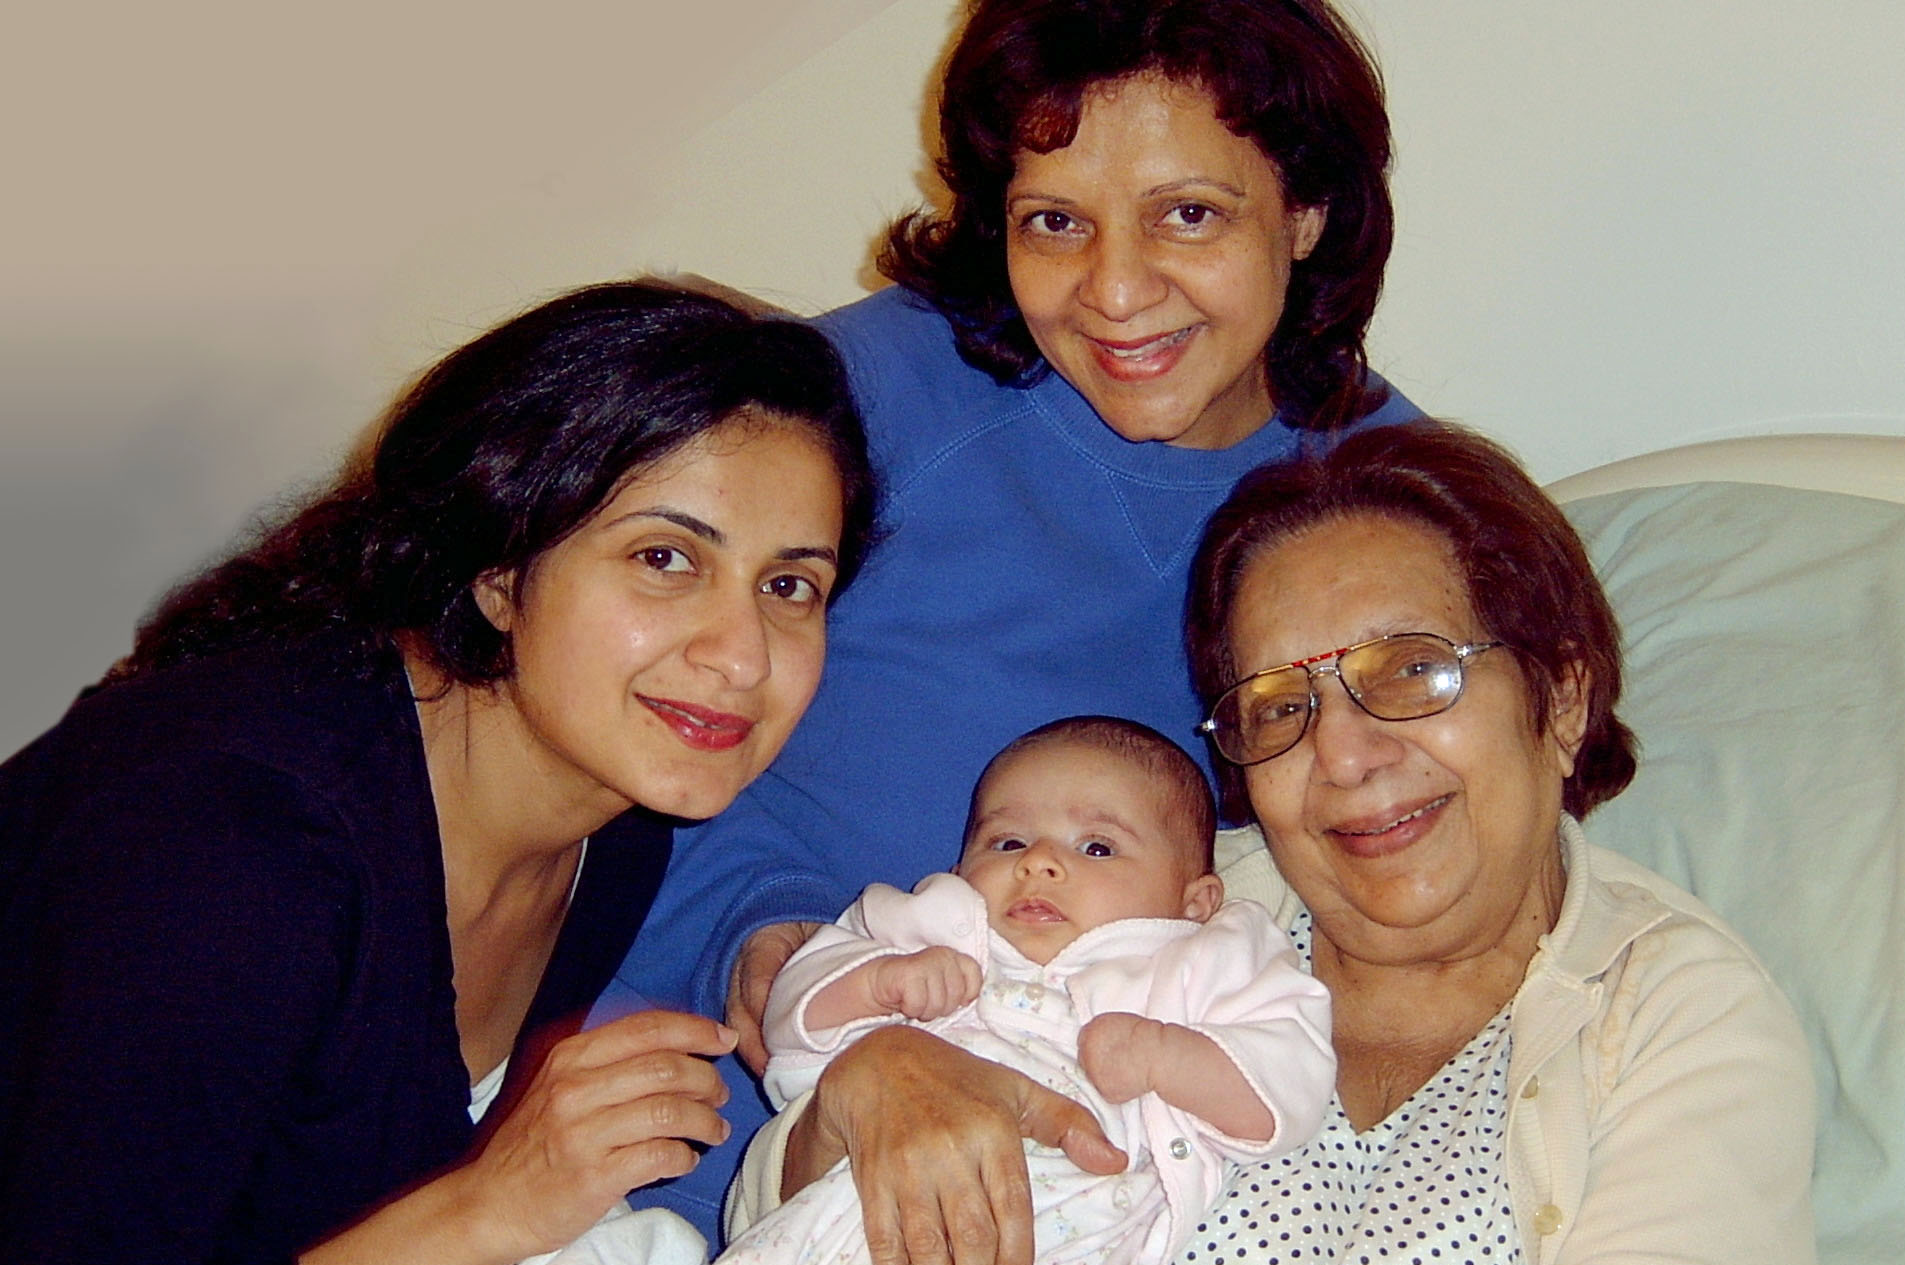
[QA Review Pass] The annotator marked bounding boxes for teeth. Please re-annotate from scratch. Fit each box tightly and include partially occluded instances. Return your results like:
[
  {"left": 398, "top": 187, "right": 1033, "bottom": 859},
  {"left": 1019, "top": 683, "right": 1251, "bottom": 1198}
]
[
  {"left": 1343, "top": 794, "right": 1451, "bottom": 836},
  {"left": 650, "top": 699, "right": 728, "bottom": 730},
  {"left": 1104, "top": 327, "right": 1193, "bottom": 359}
]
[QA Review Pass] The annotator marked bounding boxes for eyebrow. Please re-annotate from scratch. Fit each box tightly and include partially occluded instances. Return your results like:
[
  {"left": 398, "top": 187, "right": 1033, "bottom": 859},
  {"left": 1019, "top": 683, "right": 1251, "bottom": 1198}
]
[
  {"left": 1143, "top": 177, "right": 1249, "bottom": 200},
  {"left": 1005, "top": 177, "right": 1250, "bottom": 207},
  {"left": 611, "top": 507, "right": 839, "bottom": 567}
]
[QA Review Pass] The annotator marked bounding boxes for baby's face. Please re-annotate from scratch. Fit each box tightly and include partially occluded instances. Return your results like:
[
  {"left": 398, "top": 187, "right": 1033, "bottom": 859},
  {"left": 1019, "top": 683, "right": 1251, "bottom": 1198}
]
[{"left": 956, "top": 741, "right": 1220, "bottom": 965}]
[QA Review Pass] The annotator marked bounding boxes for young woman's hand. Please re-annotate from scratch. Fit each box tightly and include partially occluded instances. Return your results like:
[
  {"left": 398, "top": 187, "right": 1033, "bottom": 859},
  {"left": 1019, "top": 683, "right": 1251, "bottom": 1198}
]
[
  {"left": 303, "top": 1009, "right": 735, "bottom": 1265},
  {"left": 785, "top": 1026, "right": 1127, "bottom": 1265},
  {"left": 466, "top": 1009, "right": 736, "bottom": 1252},
  {"left": 729, "top": 920, "right": 823, "bottom": 1074}
]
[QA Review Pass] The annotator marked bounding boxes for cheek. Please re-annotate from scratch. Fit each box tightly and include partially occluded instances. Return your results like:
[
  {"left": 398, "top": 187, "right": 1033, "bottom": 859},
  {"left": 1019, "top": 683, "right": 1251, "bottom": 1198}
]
[
  {"left": 1242, "top": 761, "right": 1306, "bottom": 831},
  {"left": 1006, "top": 251, "right": 1068, "bottom": 325},
  {"left": 772, "top": 627, "right": 829, "bottom": 715},
  {"left": 1208, "top": 249, "right": 1286, "bottom": 330}
]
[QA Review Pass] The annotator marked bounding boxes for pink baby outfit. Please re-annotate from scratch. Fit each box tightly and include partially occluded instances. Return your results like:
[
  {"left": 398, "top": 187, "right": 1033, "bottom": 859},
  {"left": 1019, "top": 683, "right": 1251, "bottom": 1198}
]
[{"left": 721, "top": 873, "right": 1333, "bottom": 1265}]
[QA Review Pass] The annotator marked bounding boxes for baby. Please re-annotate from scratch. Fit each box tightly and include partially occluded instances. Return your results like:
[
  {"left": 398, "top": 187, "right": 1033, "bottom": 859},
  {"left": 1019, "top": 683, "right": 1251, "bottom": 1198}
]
[{"left": 720, "top": 716, "right": 1334, "bottom": 1265}]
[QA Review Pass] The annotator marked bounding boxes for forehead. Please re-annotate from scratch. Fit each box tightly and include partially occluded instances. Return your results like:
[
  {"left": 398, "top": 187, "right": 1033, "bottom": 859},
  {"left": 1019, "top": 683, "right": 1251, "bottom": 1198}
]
[
  {"left": 977, "top": 739, "right": 1166, "bottom": 812},
  {"left": 1008, "top": 74, "right": 1271, "bottom": 188},
  {"left": 1229, "top": 514, "right": 1478, "bottom": 671}
]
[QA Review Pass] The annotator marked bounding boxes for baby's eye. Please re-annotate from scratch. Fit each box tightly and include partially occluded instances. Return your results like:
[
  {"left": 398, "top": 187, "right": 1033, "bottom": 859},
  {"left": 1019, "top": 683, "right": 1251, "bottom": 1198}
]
[
  {"left": 1079, "top": 840, "right": 1114, "bottom": 858},
  {"left": 638, "top": 546, "right": 693, "bottom": 573},
  {"left": 992, "top": 836, "right": 1027, "bottom": 853}
]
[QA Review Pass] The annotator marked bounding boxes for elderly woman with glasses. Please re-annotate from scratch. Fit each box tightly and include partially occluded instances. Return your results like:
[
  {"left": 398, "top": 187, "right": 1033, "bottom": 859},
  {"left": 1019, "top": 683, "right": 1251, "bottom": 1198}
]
[
  {"left": 1174, "top": 420, "right": 1815, "bottom": 1263},
  {"left": 725, "top": 422, "right": 1816, "bottom": 1265}
]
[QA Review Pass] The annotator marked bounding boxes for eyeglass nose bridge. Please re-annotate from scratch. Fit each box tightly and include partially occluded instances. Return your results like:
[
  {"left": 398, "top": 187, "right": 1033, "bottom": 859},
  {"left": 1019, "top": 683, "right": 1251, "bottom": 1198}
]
[{"left": 1294, "top": 657, "right": 1388, "bottom": 725}]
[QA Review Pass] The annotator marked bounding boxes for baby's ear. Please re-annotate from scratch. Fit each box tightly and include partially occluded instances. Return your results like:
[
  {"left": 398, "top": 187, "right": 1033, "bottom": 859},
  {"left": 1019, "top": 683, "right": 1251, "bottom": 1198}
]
[{"left": 1181, "top": 873, "right": 1224, "bottom": 922}]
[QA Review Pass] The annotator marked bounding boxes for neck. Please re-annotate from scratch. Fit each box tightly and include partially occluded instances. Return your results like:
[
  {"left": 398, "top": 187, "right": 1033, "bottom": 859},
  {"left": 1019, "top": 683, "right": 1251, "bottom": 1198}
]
[
  {"left": 1309, "top": 856, "right": 1563, "bottom": 1094},
  {"left": 403, "top": 649, "right": 620, "bottom": 908}
]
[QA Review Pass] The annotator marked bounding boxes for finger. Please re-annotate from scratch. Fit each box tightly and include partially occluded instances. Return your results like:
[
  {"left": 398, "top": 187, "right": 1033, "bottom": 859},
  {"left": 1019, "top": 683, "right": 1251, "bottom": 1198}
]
[
  {"left": 604, "top": 1134, "right": 706, "bottom": 1190},
  {"left": 956, "top": 957, "right": 982, "bottom": 1005},
  {"left": 975, "top": 1146, "right": 1035, "bottom": 1265},
  {"left": 862, "top": 1186, "right": 920, "bottom": 1265},
  {"left": 1018, "top": 1087, "right": 1126, "bottom": 1177},
  {"left": 569, "top": 1090, "right": 734, "bottom": 1161},
  {"left": 538, "top": 1049, "right": 734, "bottom": 1131},
  {"left": 735, "top": 1016, "right": 771, "bottom": 1078},
  {"left": 727, "top": 975, "right": 771, "bottom": 1075},
  {"left": 561, "top": 1009, "right": 738, "bottom": 1068}
]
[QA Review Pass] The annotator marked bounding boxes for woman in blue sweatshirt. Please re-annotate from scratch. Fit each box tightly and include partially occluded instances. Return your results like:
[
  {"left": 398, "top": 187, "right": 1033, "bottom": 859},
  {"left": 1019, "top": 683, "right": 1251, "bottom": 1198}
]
[{"left": 618, "top": 0, "right": 1422, "bottom": 1237}]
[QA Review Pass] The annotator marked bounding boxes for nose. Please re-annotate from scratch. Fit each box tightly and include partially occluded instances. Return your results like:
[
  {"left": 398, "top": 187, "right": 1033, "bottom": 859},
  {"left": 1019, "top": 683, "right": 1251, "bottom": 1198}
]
[
  {"left": 1077, "top": 227, "right": 1168, "bottom": 323},
  {"left": 1306, "top": 674, "right": 1405, "bottom": 787},
  {"left": 684, "top": 586, "right": 771, "bottom": 690},
  {"left": 1013, "top": 840, "right": 1066, "bottom": 880}
]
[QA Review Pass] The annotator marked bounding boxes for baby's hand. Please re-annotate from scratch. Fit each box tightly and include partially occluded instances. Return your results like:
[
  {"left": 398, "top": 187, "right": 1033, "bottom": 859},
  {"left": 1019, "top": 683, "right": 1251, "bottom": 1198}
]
[
  {"left": 1078, "top": 1011, "right": 1166, "bottom": 1103},
  {"left": 868, "top": 946, "right": 982, "bottom": 1021}
]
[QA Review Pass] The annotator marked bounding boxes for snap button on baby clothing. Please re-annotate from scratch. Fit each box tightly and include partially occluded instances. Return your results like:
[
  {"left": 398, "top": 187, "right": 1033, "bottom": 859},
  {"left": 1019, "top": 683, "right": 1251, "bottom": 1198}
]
[
  {"left": 953, "top": 921, "right": 971, "bottom": 937},
  {"left": 1520, "top": 1076, "right": 1540, "bottom": 1100},
  {"left": 1534, "top": 1204, "right": 1563, "bottom": 1236},
  {"left": 1169, "top": 1137, "right": 1191, "bottom": 1160}
]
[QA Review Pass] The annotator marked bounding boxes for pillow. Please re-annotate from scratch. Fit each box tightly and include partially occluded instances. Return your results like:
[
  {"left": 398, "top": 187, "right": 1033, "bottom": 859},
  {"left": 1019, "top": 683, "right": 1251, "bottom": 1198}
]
[{"left": 1563, "top": 481, "right": 1905, "bottom": 1265}]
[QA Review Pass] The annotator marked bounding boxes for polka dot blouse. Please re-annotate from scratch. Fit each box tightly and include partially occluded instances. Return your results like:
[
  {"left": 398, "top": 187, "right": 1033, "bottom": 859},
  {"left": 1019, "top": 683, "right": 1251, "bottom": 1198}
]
[{"left": 1177, "top": 911, "right": 1523, "bottom": 1265}]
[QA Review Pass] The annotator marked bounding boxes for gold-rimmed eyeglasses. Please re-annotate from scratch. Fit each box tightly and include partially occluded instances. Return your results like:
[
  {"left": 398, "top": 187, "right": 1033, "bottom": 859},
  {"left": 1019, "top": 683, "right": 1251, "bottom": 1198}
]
[{"left": 1197, "top": 632, "right": 1506, "bottom": 765}]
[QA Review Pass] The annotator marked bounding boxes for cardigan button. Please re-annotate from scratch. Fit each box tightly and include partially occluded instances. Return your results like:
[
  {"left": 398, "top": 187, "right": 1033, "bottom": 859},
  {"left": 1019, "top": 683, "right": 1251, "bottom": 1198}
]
[
  {"left": 1520, "top": 1076, "right": 1541, "bottom": 1100},
  {"left": 1534, "top": 1204, "right": 1564, "bottom": 1236},
  {"left": 1169, "top": 1137, "right": 1192, "bottom": 1160}
]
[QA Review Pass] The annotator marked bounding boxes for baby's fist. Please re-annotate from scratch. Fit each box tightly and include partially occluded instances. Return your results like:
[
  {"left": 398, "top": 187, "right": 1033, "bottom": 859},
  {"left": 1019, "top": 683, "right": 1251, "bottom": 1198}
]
[
  {"left": 871, "top": 946, "right": 982, "bottom": 1020},
  {"left": 1078, "top": 1011, "right": 1163, "bottom": 1103}
]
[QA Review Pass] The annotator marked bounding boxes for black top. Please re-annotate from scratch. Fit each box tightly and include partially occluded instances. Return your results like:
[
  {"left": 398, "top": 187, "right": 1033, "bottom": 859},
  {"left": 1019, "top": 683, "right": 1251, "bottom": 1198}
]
[{"left": 0, "top": 635, "right": 671, "bottom": 1264}]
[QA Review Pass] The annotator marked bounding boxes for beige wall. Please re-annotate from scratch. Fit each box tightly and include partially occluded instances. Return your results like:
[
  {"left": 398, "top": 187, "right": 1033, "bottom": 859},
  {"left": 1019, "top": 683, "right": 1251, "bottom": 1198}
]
[{"left": 3, "top": 0, "right": 1901, "bottom": 755}]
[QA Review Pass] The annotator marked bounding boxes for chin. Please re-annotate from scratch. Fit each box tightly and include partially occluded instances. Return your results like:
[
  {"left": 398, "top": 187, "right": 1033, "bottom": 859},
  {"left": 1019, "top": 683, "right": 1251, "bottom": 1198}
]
[
  {"left": 1094, "top": 403, "right": 1196, "bottom": 445},
  {"left": 629, "top": 774, "right": 748, "bottom": 823}
]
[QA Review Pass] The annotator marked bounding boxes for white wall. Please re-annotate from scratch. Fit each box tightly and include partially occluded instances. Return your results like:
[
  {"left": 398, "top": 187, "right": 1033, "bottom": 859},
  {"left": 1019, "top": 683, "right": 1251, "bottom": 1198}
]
[{"left": 3, "top": 0, "right": 1900, "bottom": 757}]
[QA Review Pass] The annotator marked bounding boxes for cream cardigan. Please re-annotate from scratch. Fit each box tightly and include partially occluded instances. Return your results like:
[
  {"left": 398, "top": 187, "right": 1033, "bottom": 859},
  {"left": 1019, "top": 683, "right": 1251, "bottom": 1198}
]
[{"left": 727, "top": 817, "right": 1816, "bottom": 1265}]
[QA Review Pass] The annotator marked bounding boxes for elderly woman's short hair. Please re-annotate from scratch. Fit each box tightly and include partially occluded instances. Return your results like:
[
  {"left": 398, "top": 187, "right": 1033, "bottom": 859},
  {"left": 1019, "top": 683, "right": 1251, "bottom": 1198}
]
[{"left": 1187, "top": 421, "right": 1637, "bottom": 820}]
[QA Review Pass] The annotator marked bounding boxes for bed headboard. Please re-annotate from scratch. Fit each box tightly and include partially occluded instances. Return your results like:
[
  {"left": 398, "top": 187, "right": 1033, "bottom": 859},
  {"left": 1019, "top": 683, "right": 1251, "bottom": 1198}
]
[
  {"left": 1551, "top": 432, "right": 1905, "bottom": 1265},
  {"left": 1546, "top": 432, "right": 1905, "bottom": 504}
]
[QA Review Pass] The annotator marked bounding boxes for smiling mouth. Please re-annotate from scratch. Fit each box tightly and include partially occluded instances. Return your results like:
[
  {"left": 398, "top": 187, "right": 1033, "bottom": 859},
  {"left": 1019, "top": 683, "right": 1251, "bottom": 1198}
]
[
  {"left": 638, "top": 695, "right": 754, "bottom": 752},
  {"left": 1326, "top": 793, "right": 1454, "bottom": 857},
  {"left": 1093, "top": 326, "right": 1196, "bottom": 360},
  {"left": 1335, "top": 794, "right": 1453, "bottom": 836}
]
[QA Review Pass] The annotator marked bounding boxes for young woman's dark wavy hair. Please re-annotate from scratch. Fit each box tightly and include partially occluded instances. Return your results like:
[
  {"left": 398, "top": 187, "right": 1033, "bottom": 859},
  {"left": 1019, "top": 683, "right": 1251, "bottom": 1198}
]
[
  {"left": 882, "top": 0, "right": 1393, "bottom": 431},
  {"left": 110, "top": 280, "right": 878, "bottom": 687},
  {"left": 1186, "top": 421, "right": 1637, "bottom": 822}
]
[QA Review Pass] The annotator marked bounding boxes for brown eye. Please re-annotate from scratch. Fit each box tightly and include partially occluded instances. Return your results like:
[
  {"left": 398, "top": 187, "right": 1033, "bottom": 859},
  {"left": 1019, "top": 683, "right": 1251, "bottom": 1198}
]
[
  {"left": 762, "top": 574, "right": 823, "bottom": 606},
  {"left": 638, "top": 546, "right": 692, "bottom": 573}
]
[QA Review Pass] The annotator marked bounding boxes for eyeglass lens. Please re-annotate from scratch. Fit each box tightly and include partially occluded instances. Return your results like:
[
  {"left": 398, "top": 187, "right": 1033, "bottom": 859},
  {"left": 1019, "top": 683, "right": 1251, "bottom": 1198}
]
[{"left": 1210, "top": 634, "right": 1469, "bottom": 764}]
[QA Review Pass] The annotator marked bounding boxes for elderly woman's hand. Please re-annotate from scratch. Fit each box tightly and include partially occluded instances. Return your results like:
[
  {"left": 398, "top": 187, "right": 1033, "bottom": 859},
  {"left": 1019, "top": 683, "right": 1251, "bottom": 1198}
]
[
  {"left": 785, "top": 1025, "right": 1127, "bottom": 1265},
  {"left": 729, "top": 920, "right": 824, "bottom": 1074}
]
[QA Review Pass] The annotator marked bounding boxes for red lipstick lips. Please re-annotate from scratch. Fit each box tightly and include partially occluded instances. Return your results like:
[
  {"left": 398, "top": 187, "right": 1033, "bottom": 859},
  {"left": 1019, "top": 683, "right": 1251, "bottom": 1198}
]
[{"left": 639, "top": 694, "right": 754, "bottom": 752}]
